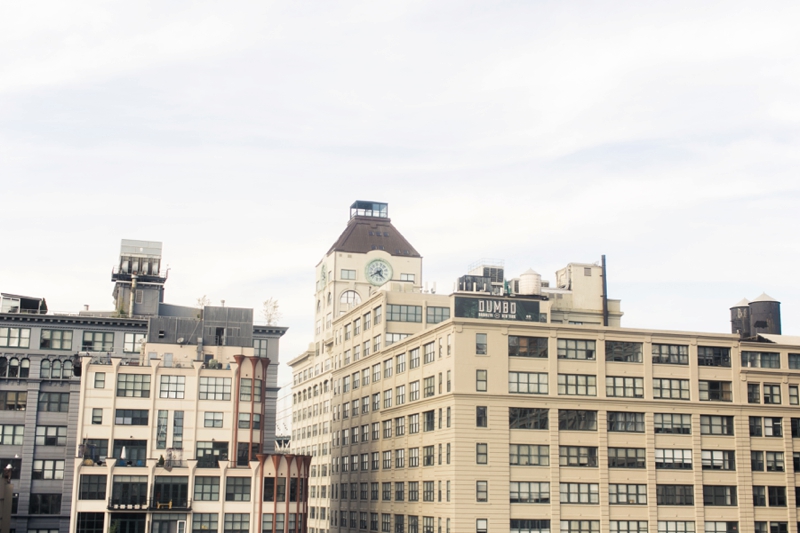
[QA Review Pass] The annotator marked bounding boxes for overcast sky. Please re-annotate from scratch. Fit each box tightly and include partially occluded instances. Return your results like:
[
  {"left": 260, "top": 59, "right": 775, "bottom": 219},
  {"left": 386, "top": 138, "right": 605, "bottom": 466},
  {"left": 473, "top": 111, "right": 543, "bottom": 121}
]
[{"left": 3, "top": 1, "right": 800, "bottom": 388}]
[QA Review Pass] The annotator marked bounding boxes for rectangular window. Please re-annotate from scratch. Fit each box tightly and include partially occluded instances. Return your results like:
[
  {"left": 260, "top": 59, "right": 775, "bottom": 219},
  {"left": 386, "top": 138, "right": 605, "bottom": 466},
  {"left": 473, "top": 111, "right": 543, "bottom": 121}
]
[
  {"left": 38, "top": 392, "right": 69, "bottom": 412},
  {"left": 653, "top": 378, "right": 690, "bottom": 400},
  {"left": 699, "top": 380, "right": 732, "bottom": 401},
  {"left": 423, "top": 410, "right": 435, "bottom": 431},
  {"left": 423, "top": 481, "right": 434, "bottom": 502},
  {"left": 194, "top": 476, "right": 220, "bottom": 501},
  {"left": 94, "top": 373, "right": 105, "bottom": 389},
  {"left": 557, "top": 374, "right": 597, "bottom": 396},
  {"left": 702, "top": 450, "right": 736, "bottom": 470},
  {"left": 606, "top": 376, "right": 644, "bottom": 397},
  {"left": 79, "top": 475, "right": 107, "bottom": 500},
  {"left": 383, "top": 389, "right": 392, "bottom": 409},
  {"left": 704, "top": 523, "right": 738, "bottom": 533},
  {"left": 476, "top": 369, "right": 487, "bottom": 392},
  {"left": 510, "top": 444, "right": 549, "bottom": 466},
  {"left": 560, "top": 483, "right": 599, "bottom": 504},
  {"left": 606, "top": 341, "right": 643, "bottom": 362},
  {"left": 387, "top": 304, "right": 423, "bottom": 322},
  {"left": 509, "top": 372, "right": 548, "bottom": 394},
  {"left": 509, "top": 407, "right": 548, "bottom": 430},
  {"left": 476, "top": 334, "right": 487, "bottom": 355},
  {"left": 114, "top": 409, "right": 149, "bottom": 425},
  {"left": 609, "top": 484, "right": 647, "bottom": 504},
  {"left": 204, "top": 412, "right": 223, "bottom": 428},
  {"left": 423, "top": 376, "right": 435, "bottom": 397},
  {"left": 656, "top": 485, "right": 694, "bottom": 505},
  {"left": 396, "top": 353, "right": 406, "bottom": 373},
  {"left": 476, "top": 443, "right": 488, "bottom": 464},
  {"left": 557, "top": 339, "right": 596, "bottom": 360},
  {"left": 700, "top": 415, "right": 734, "bottom": 435},
  {"left": 32, "top": 459, "right": 65, "bottom": 480},
  {"left": 35, "top": 426, "right": 67, "bottom": 446},
  {"left": 655, "top": 449, "right": 692, "bottom": 469},
  {"left": 426, "top": 306, "right": 450, "bottom": 324},
  {"left": 223, "top": 513, "right": 249, "bottom": 533},
  {"left": 341, "top": 269, "right": 356, "bottom": 280},
  {"left": 559, "top": 446, "right": 598, "bottom": 467},
  {"left": 199, "top": 377, "right": 232, "bottom": 400},
  {"left": 0, "top": 327, "right": 31, "bottom": 348},
  {"left": 476, "top": 480, "right": 488, "bottom": 502},
  {"left": 558, "top": 410, "right": 597, "bottom": 431},
  {"left": 748, "top": 383, "right": 761, "bottom": 403},
  {"left": 396, "top": 385, "right": 405, "bottom": 405},
  {"left": 123, "top": 333, "right": 146, "bottom": 353},
  {"left": 697, "top": 346, "right": 730, "bottom": 367},
  {"left": 410, "top": 381, "right": 420, "bottom": 401},
  {"left": 789, "top": 353, "right": 800, "bottom": 368},
  {"left": 561, "top": 521, "right": 599, "bottom": 533},
  {"left": 81, "top": 331, "right": 113, "bottom": 352},
  {"left": 763, "top": 383, "right": 781, "bottom": 404},
  {"left": 374, "top": 335, "right": 381, "bottom": 352},
  {"left": 608, "top": 448, "right": 646, "bottom": 468},
  {"left": 702, "top": 486, "right": 737, "bottom": 506},
  {"left": 608, "top": 412, "right": 645, "bottom": 432},
  {"left": 476, "top": 406, "right": 487, "bottom": 427},
  {"left": 611, "top": 523, "right": 648, "bottom": 533},
  {"left": 652, "top": 343, "right": 689, "bottom": 364},
  {"left": 510, "top": 482, "right": 550, "bottom": 503},
  {"left": 28, "top": 494, "right": 61, "bottom": 514},
  {"left": 742, "top": 351, "right": 780, "bottom": 368},
  {"left": 509, "top": 336, "right": 548, "bottom": 358},
  {"left": 40, "top": 329, "right": 73, "bottom": 350},
  {"left": 116, "top": 374, "right": 151, "bottom": 398},
  {"left": 657, "top": 522, "right": 696, "bottom": 533},
  {"left": 225, "top": 477, "right": 251, "bottom": 501},
  {"left": 92, "top": 408, "right": 102, "bottom": 424},
  {"left": 409, "top": 347, "right": 420, "bottom": 368},
  {"left": 159, "top": 375, "right": 185, "bottom": 399}
]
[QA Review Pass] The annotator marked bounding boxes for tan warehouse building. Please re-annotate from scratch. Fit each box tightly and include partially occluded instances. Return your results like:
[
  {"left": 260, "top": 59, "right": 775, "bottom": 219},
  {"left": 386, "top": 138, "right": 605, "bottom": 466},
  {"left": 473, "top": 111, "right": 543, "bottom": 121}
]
[{"left": 291, "top": 201, "right": 800, "bottom": 533}]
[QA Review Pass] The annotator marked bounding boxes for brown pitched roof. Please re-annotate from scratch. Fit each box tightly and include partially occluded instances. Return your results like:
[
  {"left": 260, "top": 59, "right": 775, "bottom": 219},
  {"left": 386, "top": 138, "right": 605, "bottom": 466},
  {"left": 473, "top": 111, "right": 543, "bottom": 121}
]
[{"left": 327, "top": 216, "right": 421, "bottom": 257}]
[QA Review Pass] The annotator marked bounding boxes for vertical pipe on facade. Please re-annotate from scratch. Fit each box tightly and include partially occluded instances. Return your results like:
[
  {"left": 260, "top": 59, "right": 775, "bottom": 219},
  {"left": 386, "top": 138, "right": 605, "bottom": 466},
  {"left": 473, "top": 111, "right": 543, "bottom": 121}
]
[
  {"left": 285, "top": 455, "right": 293, "bottom": 532},
  {"left": 271, "top": 455, "right": 281, "bottom": 533},
  {"left": 249, "top": 358, "right": 257, "bottom": 462},
  {"left": 232, "top": 355, "right": 245, "bottom": 467},
  {"left": 601, "top": 255, "right": 609, "bottom": 327},
  {"left": 256, "top": 453, "right": 267, "bottom": 533}
]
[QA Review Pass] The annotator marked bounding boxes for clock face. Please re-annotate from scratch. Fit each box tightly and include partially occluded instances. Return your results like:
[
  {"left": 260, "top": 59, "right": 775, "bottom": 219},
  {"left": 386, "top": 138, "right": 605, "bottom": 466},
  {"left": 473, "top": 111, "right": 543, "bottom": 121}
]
[{"left": 366, "top": 259, "right": 393, "bottom": 286}]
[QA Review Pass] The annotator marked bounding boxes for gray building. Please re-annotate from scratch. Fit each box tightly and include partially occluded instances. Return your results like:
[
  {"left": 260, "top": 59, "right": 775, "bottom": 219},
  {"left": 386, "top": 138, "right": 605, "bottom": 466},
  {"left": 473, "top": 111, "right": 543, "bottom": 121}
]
[{"left": 0, "top": 240, "right": 285, "bottom": 533}]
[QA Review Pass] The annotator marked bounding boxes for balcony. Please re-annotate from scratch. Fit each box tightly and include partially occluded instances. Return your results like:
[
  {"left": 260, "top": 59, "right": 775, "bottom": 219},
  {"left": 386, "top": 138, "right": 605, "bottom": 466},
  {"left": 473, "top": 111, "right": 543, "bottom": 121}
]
[
  {"left": 196, "top": 457, "right": 220, "bottom": 468},
  {"left": 150, "top": 498, "right": 191, "bottom": 511},
  {"left": 107, "top": 497, "right": 148, "bottom": 511},
  {"left": 107, "top": 497, "right": 191, "bottom": 512}
]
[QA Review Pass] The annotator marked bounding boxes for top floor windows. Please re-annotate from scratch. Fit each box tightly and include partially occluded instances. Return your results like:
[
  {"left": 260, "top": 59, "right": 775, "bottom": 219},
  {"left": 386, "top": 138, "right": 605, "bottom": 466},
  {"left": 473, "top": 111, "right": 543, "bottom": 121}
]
[
  {"left": 116, "top": 374, "right": 150, "bottom": 398},
  {"left": 387, "top": 305, "right": 422, "bottom": 323},
  {"left": 698, "top": 346, "right": 730, "bottom": 367},
  {"left": 160, "top": 376, "right": 185, "bottom": 399},
  {"left": 557, "top": 339, "right": 595, "bottom": 360},
  {"left": 40, "top": 330, "right": 73, "bottom": 351},
  {"left": 123, "top": 333, "right": 146, "bottom": 353},
  {"left": 606, "top": 341, "right": 642, "bottom": 363},
  {"left": 509, "top": 336, "right": 548, "bottom": 358},
  {"left": 652, "top": 344, "right": 689, "bottom": 365},
  {"left": 0, "top": 327, "right": 30, "bottom": 348},
  {"left": 426, "top": 307, "right": 450, "bottom": 324},
  {"left": 742, "top": 351, "right": 780, "bottom": 369},
  {"left": 199, "top": 377, "right": 231, "bottom": 401},
  {"left": 82, "top": 331, "right": 114, "bottom": 352},
  {"left": 253, "top": 339, "right": 268, "bottom": 357}
]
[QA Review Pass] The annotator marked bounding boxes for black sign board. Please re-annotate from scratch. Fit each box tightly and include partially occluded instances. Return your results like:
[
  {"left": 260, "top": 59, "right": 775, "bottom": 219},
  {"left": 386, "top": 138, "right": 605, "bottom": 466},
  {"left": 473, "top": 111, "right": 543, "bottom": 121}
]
[{"left": 454, "top": 297, "right": 541, "bottom": 322}]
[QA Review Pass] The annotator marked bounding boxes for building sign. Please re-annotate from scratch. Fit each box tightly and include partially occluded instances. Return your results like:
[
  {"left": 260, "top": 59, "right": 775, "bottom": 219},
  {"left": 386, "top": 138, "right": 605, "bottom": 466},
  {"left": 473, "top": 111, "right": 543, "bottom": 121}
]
[{"left": 454, "top": 297, "right": 541, "bottom": 322}]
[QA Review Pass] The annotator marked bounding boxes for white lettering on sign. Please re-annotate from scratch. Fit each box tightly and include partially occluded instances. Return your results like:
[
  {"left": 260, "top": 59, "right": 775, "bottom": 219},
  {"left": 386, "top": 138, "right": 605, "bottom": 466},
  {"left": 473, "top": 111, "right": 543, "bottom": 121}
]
[{"left": 477, "top": 299, "right": 517, "bottom": 319}]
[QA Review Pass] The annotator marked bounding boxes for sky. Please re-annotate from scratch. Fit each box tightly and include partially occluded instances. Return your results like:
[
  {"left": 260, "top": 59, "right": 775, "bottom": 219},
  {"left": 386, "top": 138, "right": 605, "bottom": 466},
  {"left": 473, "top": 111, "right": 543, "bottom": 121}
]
[{"left": 3, "top": 1, "right": 800, "bottom": 389}]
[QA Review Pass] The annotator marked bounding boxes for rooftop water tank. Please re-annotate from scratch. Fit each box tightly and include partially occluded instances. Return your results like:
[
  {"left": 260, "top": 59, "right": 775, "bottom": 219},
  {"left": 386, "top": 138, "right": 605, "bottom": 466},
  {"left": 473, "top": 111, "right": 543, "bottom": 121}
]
[
  {"left": 729, "top": 298, "right": 750, "bottom": 338},
  {"left": 749, "top": 293, "right": 781, "bottom": 335},
  {"left": 518, "top": 269, "right": 542, "bottom": 295}
]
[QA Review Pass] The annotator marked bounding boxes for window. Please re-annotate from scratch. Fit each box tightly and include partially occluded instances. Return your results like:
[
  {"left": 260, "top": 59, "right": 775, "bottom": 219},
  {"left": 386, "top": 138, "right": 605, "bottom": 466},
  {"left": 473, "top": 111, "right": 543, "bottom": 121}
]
[
  {"left": 561, "top": 522, "right": 599, "bottom": 533},
  {"left": 606, "top": 376, "right": 644, "bottom": 397},
  {"left": 748, "top": 383, "right": 761, "bottom": 403},
  {"left": 704, "top": 523, "right": 738, "bottom": 533},
  {"left": 510, "top": 482, "right": 550, "bottom": 503},
  {"left": 40, "top": 329, "right": 73, "bottom": 350},
  {"left": 115, "top": 409, "right": 149, "bottom": 425},
  {"left": 409, "top": 413, "right": 420, "bottom": 433},
  {"left": 653, "top": 378, "right": 690, "bottom": 400},
  {"left": 790, "top": 386, "right": 798, "bottom": 405},
  {"left": 609, "top": 484, "right": 647, "bottom": 504},
  {"left": 0, "top": 327, "right": 31, "bottom": 348},
  {"left": 560, "top": 483, "right": 599, "bottom": 504},
  {"left": 28, "top": 494, "right": 61, "bottom": 514},
  {"left": 424, "top": 376, "right": 435, "bottom": 397},
  {"left": 38, "top": 392, "right": 69, "bottom": 412},
  {"left": 476, "top": 480, "right": 488, "bottom": 502},
  {"left": 476, "top": 406, "right": 487, "bottom": 427},
  {"left": 702, "top": 450, "right": 735, "bottom": 470},
  {"left": 239, "top": 378, "right": 262, "bottom": 402},
  {"left": 383, "top": 389, "right": 392, "bottom": 409},
  {"left": 476, "top": 443, "right": 488, "bottom": 464},
  {"left": 608, "top": 412, "right": 645, "bottom": 432},
  {"left": 395, "top": 449, "right": 405, "bottom": 468},
  {"left": 224, "top": 513, "right": 249, "bottom": 533},
  {"left": 374, "top": 335, "right": 381, "bottom": 352},
  {"left": 509, "top": 407, "right": 548, "bottom": 430},
  {"left": 657, "top": 522, "right": 695, "bottom": 533},
  {"left": 342, "top": 269, "right": 356, "bottom": 280},
  {"left": 194, "top": 476, "right": 220, "bottom": 501},
  {"left": 396, "top": 385, "right": 406, "bottom": 406},
  {"left": 160, "top": 375, "right": 185, "bottom": 399},
  {"left": 423, "top": 446, "right": 434, "bottom": 466},
  {"left": 32, "top": 459, "right": 65, "bottom": 480},
  {"left": 476, "top": 333, "right": 487, "bottom": 355},
  {"left": 79, "top": 475, "right": 107, "bottom": 500},
  {"left": 426, "top": 307, "right": 450, "bottom": 324},
  {"left": 509, "top": 372, "right": 548, "bottom": 394},
  {"left": 200, "top": 377, "right": 232, "bottom": 400},
  {"left": 763, "top": 384, "right": 781, "bottom": 404},
  {"left": 608, "top": 448, "right": 645, "bottom": 468},
  {"left": 396, "top": 353, "right": 406, "bottom": 373},
  {"left": 703, "top": 486, "right": 737, "bottom": 506},
  {"left": 387, "top": 304, "right": 422, "bottom": 322},
  {"left": 116, "top": 374, "right": 150, "bottom": 397},
  {"left": 790, "top": 353, "right": 800, "bottom": 368},
  {"left": 560, "top": 446, "right": 598, "bottom": 467},
  {"left": 606, "top": 341, "right": 642, "bottom": 362},
  {"left": 123, "top": 333, "right": 146, "bottom": 353},
  {"left": 383, "top": 359, "right": 393, "bottom": 379},
  {"left": 655, "top": 449, "right": 692, "bottom": 469},
  {"left": 557, "top": 338, "right": 595, "bottom": 359},
  {"left": 92, "top": 408, "right": 102, "bottom": 424},
  {"left": 509, "top": 336, "right": 548, "bottom": 358},
  {"left": 699, "top": 380, "right": 732, "bottom": 401},
  {"left": 611, "top": 523, "right": 648, "bottom": 533},
  {"left": 476, "top": 370, "right": 487, "bottom": 392},
  {"left": 94, "top": 372, "right": 105, "bottom": 388},
  {"left": 558, "top": 410, "right": 597, "bottom": 431},
  {"left": 410, "top": 381, "right": 420, "bottom": 401},
  {"left": 82, "top": 331, "right": 113, "bottom": 351},
  {"left": 35, "top": 426, "right": 67, "bottom": 446},
  {"left": 510, "top": 444, "right": 549, "bottom": 466},
  {"left": 700, "top": 415, "right": 734, "bottom": 435},
  {"left": 423, "top": 481, "right": 434, "bottom": 502},
  {"left": 409, "top": 347, "right": 420, "bottom": 368},
  {"left": 0, "top": 391, "right": 27, "bottom": 411},
  {"left": 698, "top": 346, "right": 730, "bottom": 367},
  {"left": 204, "top": 412, "right": 223, "bottom": 428},
  {"left": 652, "top": 343, "right": 689, "bottom": 364},
  {"left": 0, "top": 357, "right": 29, "bottom": 379},
  {"left": 656, "top": 485, "right": 694, "bottom": 505},
  {"left": 225, "top": 477, "right": 251, "bottom": 501},
  {"left": 742, "top": 351, "right": 780, "bottom": 368},
  {"left": 557, "top": 374, "right": 596, "bottom": 396},
  {"left": 750, "top": 416, "right": 783, "bottom": 437}
]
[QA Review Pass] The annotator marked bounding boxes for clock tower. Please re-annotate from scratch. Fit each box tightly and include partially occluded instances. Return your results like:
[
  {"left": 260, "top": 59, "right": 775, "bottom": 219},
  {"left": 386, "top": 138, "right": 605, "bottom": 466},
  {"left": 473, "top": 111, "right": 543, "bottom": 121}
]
[{"left": 313, "top": 201, "right": 422, "bottom": 354}]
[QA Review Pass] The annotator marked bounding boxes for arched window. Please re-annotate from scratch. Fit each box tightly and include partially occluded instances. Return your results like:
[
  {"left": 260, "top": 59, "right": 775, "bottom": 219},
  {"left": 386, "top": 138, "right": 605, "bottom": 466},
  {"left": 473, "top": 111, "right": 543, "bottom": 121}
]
[
  {"left": 63, "top": 359, "right": 73, "bottom": 379},
  {"left": 302, "top": 390, "right": 307, "bottom": 401},
  {"left": 324, "top": 380, "right": 329, "bottom": 393},
  {"left": 292, "top": 394, "right": 297, "bottom": 404},
  {"left": 40, "top": 359, "right": 51, "bottom": 379},
  {"left": 313, "top": 385, "right": 318, "bottom": 397},
  {"left": 340, "top": 290, "right": 362, "bottom": 307},
  {"left": 19, "top": 358, "right": 29, "bottom": 378},
  {"left": 51, "top": 359, "right": 62, "bottom": 379},
  {"left": 8, "top": 358, "right": 19, "bottom": 378},
  {"left": 0, "top": 357, "right": 7, "bottom": 377},
  {"left": 317, "top": 300, "right": 321, "bottom": 313}
]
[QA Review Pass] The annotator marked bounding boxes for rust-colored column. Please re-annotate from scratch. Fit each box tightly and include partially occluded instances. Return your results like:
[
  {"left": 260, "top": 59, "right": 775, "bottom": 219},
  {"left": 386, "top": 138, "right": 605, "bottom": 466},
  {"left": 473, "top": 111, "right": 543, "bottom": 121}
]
[
  {"left": 232, "top": 354, "right": 245, "bottom": 467},
  {"left": 271, "top": 454, "right": 281, "bottom": 533},
  {"left": 256, "top": 453, "right": 267, "bottom": 533}
]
